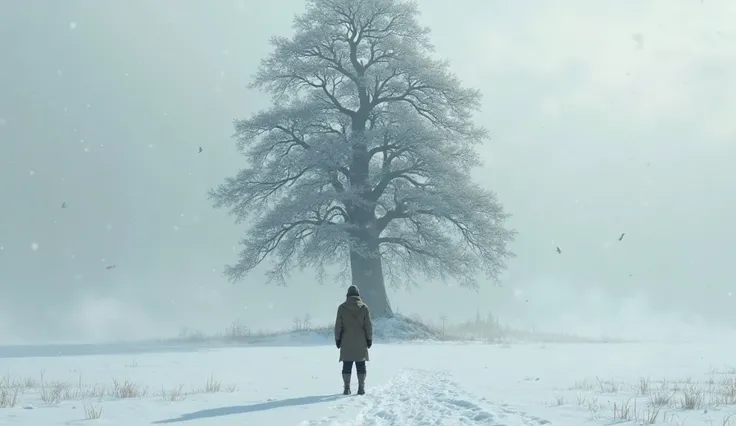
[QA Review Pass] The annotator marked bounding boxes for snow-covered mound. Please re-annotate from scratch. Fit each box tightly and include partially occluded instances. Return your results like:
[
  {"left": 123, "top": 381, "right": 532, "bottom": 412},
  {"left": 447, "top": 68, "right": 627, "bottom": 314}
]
[
  {"left": 235, "top": 315, "right": 443, "bottom": 346},
  {"left": 372, "top": 315, "right": 443, "bottom": 341}
]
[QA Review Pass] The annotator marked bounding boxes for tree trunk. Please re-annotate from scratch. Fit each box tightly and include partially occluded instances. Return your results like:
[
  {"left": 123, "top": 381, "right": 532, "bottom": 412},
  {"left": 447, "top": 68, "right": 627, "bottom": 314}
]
[
  {"left": 349, "top": 245, "right": 393, "bottom": 318},
  {"left": 347, "top": 111, "right": 392, "bottom": 318}
]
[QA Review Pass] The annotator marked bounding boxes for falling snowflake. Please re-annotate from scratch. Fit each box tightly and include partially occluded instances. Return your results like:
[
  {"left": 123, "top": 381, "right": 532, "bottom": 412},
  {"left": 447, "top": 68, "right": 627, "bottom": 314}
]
[
  {"left": 0, "top": 117, "right": 6, "bottom": 126},
  {"left": 69, "top": 22, "right": 77, "bottom": 29},
  {"left": 86, "top": 104, "right": 91, "bottom": 108},
  {"left": 729, "top": 292, "right": 733, "bottom": 297},
  {"left": 222, "top": 49, "right": 230, "bottom": 56},
  {"left": 180, "top": 213, "right": 185, "bottom": 217},
  {"left": 124, "top": 72, "right": 129, "bottom": 77},
  {"left": 83, "top": 147, "right": 90, "bottom": 152},
  {"left": 56, "top": 69, "right": 63, "bottom": 76},
  {"left": 106, "top": 224, "right": 113, "bottom": 231},
  {"left": 173, "top": 225, "right": 179, "bottom": 231},
  {"left": 29, "top": 169, "right": 36, "bottom": 176},
  {"left": 632, "top": 33, "right": 644, "bottom": 50},
  {"left": 0, "top": 246, "right": 4, "bottom": 251},
  {"left": 148, "top": 144, "right": 154, "bottom": 148},
  {"left": 30, "top": 242, "right": 39, "bottom": 251},
  {"left": 267, "top": 303, "right": 274, "bottom": 309}
]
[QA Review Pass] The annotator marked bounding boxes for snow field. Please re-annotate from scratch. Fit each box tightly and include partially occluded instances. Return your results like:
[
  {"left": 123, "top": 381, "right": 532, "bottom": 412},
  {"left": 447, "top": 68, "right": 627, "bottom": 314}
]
[{"left": 1, "top": 341, "right": 735, "bottom": 425}]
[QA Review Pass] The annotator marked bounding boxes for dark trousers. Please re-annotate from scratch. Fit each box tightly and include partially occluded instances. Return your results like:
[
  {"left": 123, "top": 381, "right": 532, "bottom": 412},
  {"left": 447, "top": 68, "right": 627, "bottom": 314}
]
[{"left": 342, "top": 361, "right": 366, "bottom": 375}]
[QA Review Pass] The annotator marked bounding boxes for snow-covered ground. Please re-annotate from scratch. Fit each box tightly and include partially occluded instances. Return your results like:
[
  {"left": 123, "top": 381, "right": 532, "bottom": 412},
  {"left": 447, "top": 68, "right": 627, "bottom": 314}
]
[{"left": 1, "top": 339, "right": 735, "bottom": 425}]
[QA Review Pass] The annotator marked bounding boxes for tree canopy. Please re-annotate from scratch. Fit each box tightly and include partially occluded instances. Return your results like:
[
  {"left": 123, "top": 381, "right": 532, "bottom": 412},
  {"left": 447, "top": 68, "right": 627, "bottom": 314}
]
[{"left": 211, "top": 0, "right": 515, "bottom": 301}]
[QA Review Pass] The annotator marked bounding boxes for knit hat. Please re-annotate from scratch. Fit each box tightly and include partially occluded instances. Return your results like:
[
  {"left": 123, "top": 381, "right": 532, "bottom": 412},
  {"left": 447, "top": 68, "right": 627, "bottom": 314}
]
[{"left": 346, "top": 285, "right": 360, "bottom": 297}]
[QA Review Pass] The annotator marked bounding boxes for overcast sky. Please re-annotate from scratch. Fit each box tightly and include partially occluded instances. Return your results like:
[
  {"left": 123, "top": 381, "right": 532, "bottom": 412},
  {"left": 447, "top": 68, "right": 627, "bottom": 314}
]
[{"left": 1, "top": 0, "right": 734, "bottom": 343}]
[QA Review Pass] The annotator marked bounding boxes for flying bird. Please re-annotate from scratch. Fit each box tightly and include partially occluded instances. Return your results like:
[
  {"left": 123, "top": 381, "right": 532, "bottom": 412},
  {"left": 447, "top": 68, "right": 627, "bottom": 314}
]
[
  {"left": 105, "top": 265, "right": 116, "bottom": 270},
  {"left": 556, "top": 246, "right": 562, "bottom": 254},
  {"left": 198, "top": 146, "right": 203, "bottom": 153},
  {"left": 618, "top": 233, "right": 625, "bottom": 241},
  {"left": 61, "top": 202, "right": 67, "bottom": 208}
]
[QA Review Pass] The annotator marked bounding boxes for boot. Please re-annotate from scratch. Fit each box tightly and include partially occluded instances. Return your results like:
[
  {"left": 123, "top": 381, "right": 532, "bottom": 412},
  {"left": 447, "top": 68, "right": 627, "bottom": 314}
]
[
  {"left": 342, "top": 373, "right": 351, "bottom": 395},
  {"left": 357, "top": 374, "right": 366, "bottom": 395}
]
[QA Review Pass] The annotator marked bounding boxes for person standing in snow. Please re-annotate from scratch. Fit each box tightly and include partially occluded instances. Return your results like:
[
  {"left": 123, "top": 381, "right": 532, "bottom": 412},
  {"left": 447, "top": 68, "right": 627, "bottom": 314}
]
[{"left": 334, "top": 285, "right": 373, "bottom": 395}]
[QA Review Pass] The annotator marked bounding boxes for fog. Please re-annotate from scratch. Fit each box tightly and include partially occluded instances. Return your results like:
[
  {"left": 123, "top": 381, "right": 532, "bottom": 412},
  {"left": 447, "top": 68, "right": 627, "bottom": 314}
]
[{"left": 1, "top": 0, "right": 734, "bottom": 344}]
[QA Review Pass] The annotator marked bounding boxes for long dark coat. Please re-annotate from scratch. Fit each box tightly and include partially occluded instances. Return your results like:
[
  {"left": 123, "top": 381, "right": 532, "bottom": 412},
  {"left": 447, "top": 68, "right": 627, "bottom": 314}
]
[{"left": 334, "top": 295, "right": 373, "bottom": 362}]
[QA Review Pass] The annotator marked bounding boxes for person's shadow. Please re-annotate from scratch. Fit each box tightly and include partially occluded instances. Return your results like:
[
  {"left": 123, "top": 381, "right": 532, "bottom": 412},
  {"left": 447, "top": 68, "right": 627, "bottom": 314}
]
[{"left": 152, "top": 394, "right": 343, "bottom": 423}]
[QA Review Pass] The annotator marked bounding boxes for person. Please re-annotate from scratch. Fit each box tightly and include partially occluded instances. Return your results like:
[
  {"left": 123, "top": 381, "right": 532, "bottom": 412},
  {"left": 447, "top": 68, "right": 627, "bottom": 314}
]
[{"left": 334, "top": 285, "right": 373, "bottom": 395}]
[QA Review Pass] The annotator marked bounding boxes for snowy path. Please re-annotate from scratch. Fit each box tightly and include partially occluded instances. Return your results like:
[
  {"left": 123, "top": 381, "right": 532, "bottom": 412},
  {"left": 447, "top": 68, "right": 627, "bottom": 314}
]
[{"left": 306, "top": 369, "right": 549, "bottom": 425}]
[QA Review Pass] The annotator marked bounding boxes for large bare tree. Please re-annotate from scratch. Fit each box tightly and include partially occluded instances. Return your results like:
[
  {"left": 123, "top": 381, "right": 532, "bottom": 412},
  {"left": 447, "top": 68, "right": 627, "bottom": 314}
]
[{"left": 210, "top": 0, "right": 516, "bottom": 317}]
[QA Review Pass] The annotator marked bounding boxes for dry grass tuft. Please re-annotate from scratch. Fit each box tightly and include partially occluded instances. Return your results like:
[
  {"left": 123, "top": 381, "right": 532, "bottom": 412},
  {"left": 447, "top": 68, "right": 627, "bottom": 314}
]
[
  {"left": 611, "top": 397, "right": 636, "bottom": 421},
  {"left": 0, "top": 386, "right": 20, "bottom": 408},
  {"left": 679, "top": 384, "right": 705, "bottom": 409},
  {"left": 39, "top": 381, "right": 66, "bottom": 404},
  {"left": 84, "top": 403, "right": 103, "bottom": 419},
  {"left": 1, "top": 368, "right": 244, "bottom": 409},
  {"left": 638, "top": 377, "right": 651, "bottom": 395},
  {"left": 161, "top": 384, "right": 186, "bottom": 401},
  {"left": 111, "top": 378, "right": 147, "bottom": 398},
  {"left": 204, "top": 374, "right": 222, "bottom": 393},
  {"left": 570, "top": 378, "right": 595, "bottom": 391},
  {"left": 557, "top": 372, "right": 736, "bottom": 424},
  {"left": 595, "top": 376, "right": 620, "bottom": 394}
]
